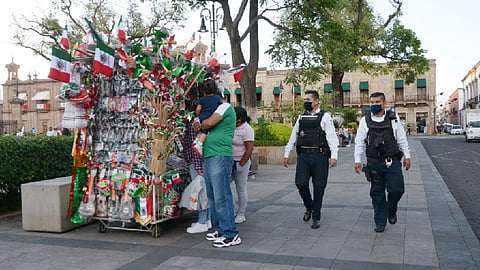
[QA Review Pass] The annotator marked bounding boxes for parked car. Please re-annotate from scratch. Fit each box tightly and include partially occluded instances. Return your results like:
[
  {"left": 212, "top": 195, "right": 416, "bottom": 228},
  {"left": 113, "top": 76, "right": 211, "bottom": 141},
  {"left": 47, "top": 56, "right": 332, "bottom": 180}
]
[
  {"left": 465, "top": 120, "right": 480, "bottom": 142},
  {"left": 449, "top": 125, "right": 463, "bottom": 135}
]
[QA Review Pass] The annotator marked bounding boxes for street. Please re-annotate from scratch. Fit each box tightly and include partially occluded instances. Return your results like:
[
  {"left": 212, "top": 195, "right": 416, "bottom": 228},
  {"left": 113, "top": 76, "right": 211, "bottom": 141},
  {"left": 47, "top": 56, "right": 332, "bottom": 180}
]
[{"left": 420, "top": 135, "right": 480, "bottom": 240}]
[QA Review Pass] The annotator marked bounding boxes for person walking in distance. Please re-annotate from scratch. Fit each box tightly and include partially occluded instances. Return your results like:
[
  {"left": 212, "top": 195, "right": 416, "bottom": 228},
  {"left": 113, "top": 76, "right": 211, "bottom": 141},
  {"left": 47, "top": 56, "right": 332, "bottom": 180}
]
[
  {"left": 354, "top": 92, "right": 411, "bottom": 233},
  {"left": 231, "top": 107, "right": 254, "bottom": 224},
  {"left": 283, "top": 90, "right": 339, "bottom": 229}
]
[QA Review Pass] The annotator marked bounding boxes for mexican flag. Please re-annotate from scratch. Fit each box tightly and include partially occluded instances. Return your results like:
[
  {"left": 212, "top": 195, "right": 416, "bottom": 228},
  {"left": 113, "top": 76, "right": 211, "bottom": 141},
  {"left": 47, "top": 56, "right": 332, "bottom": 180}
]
[
  {"left": 48, "top": 47, "right": 72, "bottom": 83},
  {"left": 92, "top": 39, "right": 115, "bottom": 77},
  {"left": 229, "top": 64, "right": 247, "bottom": 82},
  {"left": 60, "top": 25, "right": 70, "bottom": 51},
  {"left": 117, "top": 16, "right": 127, "bottom": 44}
]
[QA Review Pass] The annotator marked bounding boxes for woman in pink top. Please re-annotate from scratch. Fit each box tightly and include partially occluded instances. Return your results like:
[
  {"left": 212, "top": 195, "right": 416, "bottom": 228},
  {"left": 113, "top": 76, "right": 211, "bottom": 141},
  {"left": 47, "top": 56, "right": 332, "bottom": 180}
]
[{"left": 232, "top": 107, "right": 255, "bottom": 224}]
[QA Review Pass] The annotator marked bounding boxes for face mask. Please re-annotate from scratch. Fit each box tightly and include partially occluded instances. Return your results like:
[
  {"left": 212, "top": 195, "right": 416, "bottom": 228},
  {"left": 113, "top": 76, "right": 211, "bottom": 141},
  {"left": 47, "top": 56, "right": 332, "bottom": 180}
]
[
  {"left": 303, "top": 101, "right": 313, "bottom": 111},
  {"left": 370, "top": 104, "right": 382, "bottom": 114}
]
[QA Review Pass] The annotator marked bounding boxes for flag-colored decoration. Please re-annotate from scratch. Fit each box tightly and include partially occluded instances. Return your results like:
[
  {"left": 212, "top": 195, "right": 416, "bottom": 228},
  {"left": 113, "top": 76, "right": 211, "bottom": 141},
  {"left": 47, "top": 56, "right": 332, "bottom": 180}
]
[
  {"left": 48, "top": 47, "right": 72, "bottom": 83},
  {"left": 229, "top": 64, "right": 247, "bottom": 82},
  {"left": 60, "top": 25, "right": 70, "bottom": 51},
  {"left": 117, "top": 16, "right": 127, "bottom": 44},
  {"left": 186, "top": 32, "right": 195, "bottom": 46},
  {"left": 92, "top": 39, "right": 115, "bottom": 77}
]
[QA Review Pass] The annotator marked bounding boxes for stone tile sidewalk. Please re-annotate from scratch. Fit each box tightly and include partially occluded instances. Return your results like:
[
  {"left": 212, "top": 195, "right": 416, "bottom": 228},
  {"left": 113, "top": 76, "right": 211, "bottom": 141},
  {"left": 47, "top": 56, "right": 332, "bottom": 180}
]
[{"left": 0, "top": 138, "right": 478, "bottom": 269}]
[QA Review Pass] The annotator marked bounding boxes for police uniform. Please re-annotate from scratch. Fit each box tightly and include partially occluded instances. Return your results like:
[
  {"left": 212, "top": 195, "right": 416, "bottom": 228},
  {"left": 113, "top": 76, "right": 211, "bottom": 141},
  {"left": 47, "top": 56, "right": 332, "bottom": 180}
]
[
  {"left": 354, "top": 109, "right": 410, "bottom": 230},
  {"left": 284, "top": 109, "right": 339, "bottom": 224}
]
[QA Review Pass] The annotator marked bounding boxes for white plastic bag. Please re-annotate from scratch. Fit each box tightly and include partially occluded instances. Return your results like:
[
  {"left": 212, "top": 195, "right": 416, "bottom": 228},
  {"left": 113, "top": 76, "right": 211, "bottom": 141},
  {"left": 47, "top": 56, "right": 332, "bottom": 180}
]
[{"left": 179, "top": 175, "right": 207, "bottom": 211}]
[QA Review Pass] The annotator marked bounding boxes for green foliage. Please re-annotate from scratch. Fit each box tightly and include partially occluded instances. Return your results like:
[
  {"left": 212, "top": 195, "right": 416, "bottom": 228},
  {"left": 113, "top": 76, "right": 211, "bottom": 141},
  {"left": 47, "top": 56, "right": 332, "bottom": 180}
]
[
  {"left": 252, "top": 119, "right": 293, "bottom": 146},
  {"left": 346, "top": 122, "right": 357, "bottom": 132},
  {"left": 0, "top": 136, "right": 74, "bottom": 206},
  {"left": 340, "top": 107, "right": 360, "bottom": 123},
  {"left": 267, "top": 0, "right": 429, "bottom": 98}
]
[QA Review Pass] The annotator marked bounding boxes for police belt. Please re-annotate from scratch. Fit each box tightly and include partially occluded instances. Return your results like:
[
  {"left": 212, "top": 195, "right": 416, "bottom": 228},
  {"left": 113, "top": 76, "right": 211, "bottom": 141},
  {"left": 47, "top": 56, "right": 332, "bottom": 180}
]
[
  {"left": 297, "top": 147, "right": 325, "bottom": 154},
  {"left": 367, "top": 156, "right": 400, "bottom": 163}
]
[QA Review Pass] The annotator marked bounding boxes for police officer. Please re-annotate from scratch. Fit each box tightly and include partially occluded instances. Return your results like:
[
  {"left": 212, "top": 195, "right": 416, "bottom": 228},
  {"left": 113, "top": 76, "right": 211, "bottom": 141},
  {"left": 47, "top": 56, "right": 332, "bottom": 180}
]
[
  {"left": 354, "top": 92, "right": 411, "bottom": 233},
  {"left": 284, "top": 90, "right": 339, "bottom": 229}
]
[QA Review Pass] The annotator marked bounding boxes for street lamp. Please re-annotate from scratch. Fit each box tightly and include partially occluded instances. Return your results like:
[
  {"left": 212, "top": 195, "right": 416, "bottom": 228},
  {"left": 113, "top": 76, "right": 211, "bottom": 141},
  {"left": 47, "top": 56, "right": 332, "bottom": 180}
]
[{"left": 198, "top": 0, "right": 225, "bottom": 51}]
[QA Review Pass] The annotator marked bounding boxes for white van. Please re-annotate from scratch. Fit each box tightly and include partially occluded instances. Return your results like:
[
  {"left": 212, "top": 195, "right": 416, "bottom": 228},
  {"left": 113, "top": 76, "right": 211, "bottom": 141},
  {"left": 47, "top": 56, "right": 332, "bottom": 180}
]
[{"left": 465, "top": 120, "right": 480, "bottom": 142}]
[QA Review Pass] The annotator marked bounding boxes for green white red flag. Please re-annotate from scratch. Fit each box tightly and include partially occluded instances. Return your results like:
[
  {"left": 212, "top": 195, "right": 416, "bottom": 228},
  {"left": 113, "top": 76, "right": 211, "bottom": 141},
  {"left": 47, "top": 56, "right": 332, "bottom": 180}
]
[
  {"left": 60, "top": 25, "right": 70, "bottom": 51},
  {"left": 229, "top": 64, "right": 247, "bottom": 82},
  {"left": 92, "top": 39, "right": 115, "bottom": 77},
  {"left": 117, "top": 16, "right": 127, "bottom": 44},
  {"left": 48, "top": 47, "right": 72, "bottom": 83}
]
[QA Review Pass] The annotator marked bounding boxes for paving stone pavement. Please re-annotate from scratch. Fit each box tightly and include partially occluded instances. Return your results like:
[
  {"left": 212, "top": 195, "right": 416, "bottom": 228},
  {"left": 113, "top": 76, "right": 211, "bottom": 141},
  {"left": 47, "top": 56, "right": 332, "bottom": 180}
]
[{"left": 0, "top": 138, "right": 479, "bottom": 270}]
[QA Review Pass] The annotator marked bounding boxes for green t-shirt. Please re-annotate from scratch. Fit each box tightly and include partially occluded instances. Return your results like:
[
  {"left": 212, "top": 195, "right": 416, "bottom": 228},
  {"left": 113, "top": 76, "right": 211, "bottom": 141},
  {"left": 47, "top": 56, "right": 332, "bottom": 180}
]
[{"left": 203, "top": 103, "right": 236, "bottom": 158}]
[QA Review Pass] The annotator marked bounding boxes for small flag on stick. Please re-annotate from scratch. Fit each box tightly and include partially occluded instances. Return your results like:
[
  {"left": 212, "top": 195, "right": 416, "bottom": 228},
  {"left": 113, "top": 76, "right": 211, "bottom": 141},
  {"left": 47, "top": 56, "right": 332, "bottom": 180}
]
[
  {"left": 60, "top": 25, "right": 70, "bottom": 51},
  {"left": 48, "top": 47, "right": 72, "bottom": 83},
  {"left": 117, "top": 16, "right": 127, "bottom": 44},
  {"left": 229, "top": 64, "right": 247, "bottom": 82}
]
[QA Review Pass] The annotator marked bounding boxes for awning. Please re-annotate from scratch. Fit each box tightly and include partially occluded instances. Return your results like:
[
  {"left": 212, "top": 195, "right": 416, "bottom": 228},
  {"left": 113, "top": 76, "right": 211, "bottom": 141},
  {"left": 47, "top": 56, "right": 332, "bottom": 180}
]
[
  {"left": 32, "top": 91, "right": 51, "bottom": 101},
  {"left": 324, "top": 83, "right": 332, "bottom": 93},
  {"left": 18, "top": 93, "right": 27, "bottom": 100},
  {"left": 273, "top": 86, "right": 281, "bottom": 95},
  {"left": 359, "top": 81, "right": 369, "bottom": 90},
  {"left": 342, "top": 83, "right": 350, "bottom": 91},
  {"left": 294, "top": 85, "right": 301, "bottom": 94},
  {"left": 223, "top": 89, "right": 231, "bottom": 95},
  {"left": 235, "top": 88, "right": 242, "bottom": 95},
  {"left": 256, "top": 86, "right": 262, "bottom": 94},
  {"left": 395, "top": 80, "right": 404, "bottom": 89},
  {"left": 417, "top": 79, "right": 427, "bottom": 88}
]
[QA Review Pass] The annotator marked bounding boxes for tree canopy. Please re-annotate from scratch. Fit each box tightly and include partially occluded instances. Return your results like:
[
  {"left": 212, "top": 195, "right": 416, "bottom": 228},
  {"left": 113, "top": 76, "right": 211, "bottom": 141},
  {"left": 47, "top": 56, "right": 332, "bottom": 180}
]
[
  {"left": 267, "top": 0, "right": 429, "bottom": 108},
  {"left": 11, "top": 0, "right": 188, "bottom": 61}
]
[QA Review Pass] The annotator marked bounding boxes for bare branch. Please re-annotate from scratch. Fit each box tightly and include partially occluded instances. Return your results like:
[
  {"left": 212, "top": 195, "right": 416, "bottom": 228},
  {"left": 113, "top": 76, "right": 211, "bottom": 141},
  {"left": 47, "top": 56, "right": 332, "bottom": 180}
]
[
  {"left": 239, "top": 3, "right": 302, "bottom": 42},
  {"left": 383, "top": 0, "right": 402, "bottom": 28}
]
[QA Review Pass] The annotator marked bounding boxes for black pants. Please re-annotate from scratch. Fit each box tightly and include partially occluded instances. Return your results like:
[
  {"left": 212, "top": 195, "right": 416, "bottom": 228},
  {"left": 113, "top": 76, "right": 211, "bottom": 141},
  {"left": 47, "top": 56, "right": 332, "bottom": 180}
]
[
  {"left": 295, "top": 153, "right": 329, "bottom": 221},
  {"left": 368, "top": 159, "right": 404, "bottom": 227}
]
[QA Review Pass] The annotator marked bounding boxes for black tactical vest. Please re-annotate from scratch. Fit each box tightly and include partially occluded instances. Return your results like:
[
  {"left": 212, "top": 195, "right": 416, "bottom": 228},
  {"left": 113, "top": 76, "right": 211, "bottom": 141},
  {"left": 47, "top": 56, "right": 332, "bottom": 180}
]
[
  {"left": 365, "top": 110, "right": 401, "bottom": 159},
  {"left": 296, "top": 110, "right": 329, "bottom": 150}
]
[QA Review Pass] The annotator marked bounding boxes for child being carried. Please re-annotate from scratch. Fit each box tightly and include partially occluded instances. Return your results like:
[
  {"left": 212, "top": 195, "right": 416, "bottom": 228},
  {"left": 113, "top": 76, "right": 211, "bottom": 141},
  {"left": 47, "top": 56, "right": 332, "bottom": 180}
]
[{"left": 192, "top": 79, "right": 223, "bottom": 156}]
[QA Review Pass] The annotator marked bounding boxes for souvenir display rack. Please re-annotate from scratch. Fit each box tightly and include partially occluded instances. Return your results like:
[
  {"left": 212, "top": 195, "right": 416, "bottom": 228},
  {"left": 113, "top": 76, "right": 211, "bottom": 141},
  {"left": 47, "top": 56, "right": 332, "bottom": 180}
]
[{"left": 61, "top": 28, "right": 218, "bottom": 238}]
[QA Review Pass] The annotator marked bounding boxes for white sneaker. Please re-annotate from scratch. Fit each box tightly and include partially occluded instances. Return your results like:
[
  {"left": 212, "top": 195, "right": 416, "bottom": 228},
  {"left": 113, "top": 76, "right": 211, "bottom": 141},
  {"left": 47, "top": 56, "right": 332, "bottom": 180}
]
[
  {"left": 235, "top": 214, "right": 246, "bottom": 224},
  {"left": 212, "top": 234, "right": 242, "bottom": 248},
  {"left": 206, "top": 231, "right": 222, "bottom": 241},
  {"left": 186, "top": 222, "right": 208, "bottom": 234}
]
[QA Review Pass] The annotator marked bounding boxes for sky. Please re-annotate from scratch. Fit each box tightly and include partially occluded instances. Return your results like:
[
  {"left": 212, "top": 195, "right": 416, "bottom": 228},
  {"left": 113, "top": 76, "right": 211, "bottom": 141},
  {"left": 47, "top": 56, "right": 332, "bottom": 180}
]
[{"left": 2, "top": 0, "right": 480, "bottom": 105}]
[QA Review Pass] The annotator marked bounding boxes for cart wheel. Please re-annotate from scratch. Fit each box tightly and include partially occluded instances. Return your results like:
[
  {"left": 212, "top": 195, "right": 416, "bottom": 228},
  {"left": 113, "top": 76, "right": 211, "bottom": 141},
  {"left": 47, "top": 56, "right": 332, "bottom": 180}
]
[
  {"left": 152, "top": 224, "right": 161, "bottom": 238},
  {"left": 98, "top": 222, "right": 107, "bottom": 233}
]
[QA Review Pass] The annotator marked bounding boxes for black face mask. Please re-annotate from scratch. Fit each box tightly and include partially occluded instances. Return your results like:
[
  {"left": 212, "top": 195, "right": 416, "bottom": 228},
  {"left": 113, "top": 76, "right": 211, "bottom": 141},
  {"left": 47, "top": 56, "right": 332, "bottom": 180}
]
[{"left": 303, "top": 101, "right": 313, "bottom": 112}]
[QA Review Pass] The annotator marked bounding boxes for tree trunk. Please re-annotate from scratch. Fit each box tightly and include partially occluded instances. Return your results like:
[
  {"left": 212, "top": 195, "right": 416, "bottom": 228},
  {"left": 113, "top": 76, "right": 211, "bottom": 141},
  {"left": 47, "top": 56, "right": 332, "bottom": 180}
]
[
  {"left": 241, "top": 0, "right": 259, "bottom": 122},
  {"left": 331, "top": 66, "right": 345, "bottom": 108},
  {"left": 220, "top": 0, "right": 260, "bottom": 122}
]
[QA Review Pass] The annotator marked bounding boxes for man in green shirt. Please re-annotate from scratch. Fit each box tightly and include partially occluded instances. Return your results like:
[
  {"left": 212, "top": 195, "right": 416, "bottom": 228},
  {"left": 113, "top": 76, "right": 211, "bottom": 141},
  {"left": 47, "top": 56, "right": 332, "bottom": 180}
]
[{"left": 197, "top": 83, "right": 240, "bottom": 248}]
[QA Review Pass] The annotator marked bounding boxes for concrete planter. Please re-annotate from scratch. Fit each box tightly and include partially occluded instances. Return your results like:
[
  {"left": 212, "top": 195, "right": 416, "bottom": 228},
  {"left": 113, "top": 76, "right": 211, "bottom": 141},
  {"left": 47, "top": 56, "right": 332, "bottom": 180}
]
[{"left": 254, "top": 146, "right": 296, "bottom": 165}]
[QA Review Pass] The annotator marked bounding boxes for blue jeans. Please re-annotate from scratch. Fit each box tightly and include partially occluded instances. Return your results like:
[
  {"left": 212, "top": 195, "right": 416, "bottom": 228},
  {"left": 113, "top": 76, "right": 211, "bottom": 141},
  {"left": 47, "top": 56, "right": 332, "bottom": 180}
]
[
  {"left": 189, "top": 164, "right": 210, "bottom": 224},
  {"left": 204, "top": 156, "right": 238, "bottom": 238},
  {"left": 368, "top": 159, "right": 404, "bottom": 227},
  {"left": 295, "top": 153, "right": 329, "bottom": 221}
]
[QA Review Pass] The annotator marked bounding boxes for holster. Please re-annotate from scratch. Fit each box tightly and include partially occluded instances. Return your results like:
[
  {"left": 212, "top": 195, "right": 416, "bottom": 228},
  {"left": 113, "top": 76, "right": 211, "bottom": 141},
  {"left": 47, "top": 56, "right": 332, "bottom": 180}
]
[{"left": 362, "top": 164, "right": 384, "bottom": 185}]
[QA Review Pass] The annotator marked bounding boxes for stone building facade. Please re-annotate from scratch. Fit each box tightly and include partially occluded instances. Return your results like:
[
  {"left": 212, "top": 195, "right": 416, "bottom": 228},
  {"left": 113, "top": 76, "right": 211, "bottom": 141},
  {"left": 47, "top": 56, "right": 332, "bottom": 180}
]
[
  {"left": 227, "top": 60, "right": 437, "bottom": 134},
  {"left": 1, "top": 60, "right": 64, "bottom": 135},
  {"left": 1, "top": 57, "right": 436, "bottom": 135}
]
